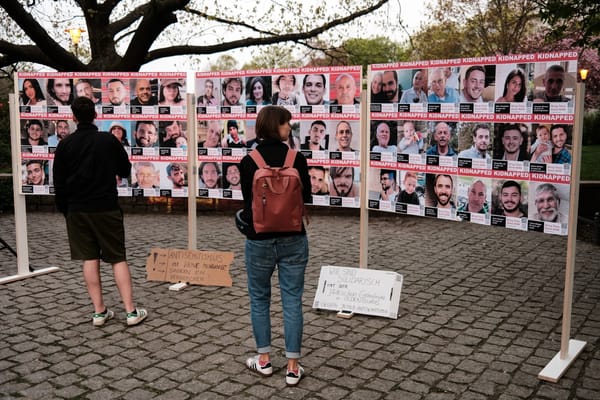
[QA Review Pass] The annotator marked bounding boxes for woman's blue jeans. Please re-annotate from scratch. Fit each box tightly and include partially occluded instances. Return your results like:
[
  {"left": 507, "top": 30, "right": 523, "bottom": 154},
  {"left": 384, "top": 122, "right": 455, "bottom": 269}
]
[{"left": 245, "top": 234, "right": 308, "bottom": 359}]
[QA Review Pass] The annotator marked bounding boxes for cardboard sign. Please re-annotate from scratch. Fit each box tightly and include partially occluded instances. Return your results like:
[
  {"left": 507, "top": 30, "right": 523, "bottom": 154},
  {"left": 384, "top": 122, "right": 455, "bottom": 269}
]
[
  {"left": 146, "top": 248, "right": 233, "bottom": 287},
  {"left": 312, "top": 265, "right": 403, "bottom": 319}
]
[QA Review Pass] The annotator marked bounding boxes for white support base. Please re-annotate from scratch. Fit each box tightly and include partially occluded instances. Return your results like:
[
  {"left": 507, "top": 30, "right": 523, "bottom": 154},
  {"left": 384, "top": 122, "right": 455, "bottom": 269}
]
[
  {"left": 538, "top": 339, "right": 587, "bottom": 382},
  {"left": 0, "top": 267, "right": 60, "bottom": 285},
  {"left": 169, "top": 282, "right": 189, "bottom": 291}
]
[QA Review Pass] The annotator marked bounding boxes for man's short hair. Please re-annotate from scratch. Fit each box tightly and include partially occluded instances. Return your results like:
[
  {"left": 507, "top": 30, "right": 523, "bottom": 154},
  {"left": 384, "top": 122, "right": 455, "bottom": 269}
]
[
  {"left": 311, "top": 120, "right": 326, "bottom": 129},
  {"left": 308, "top": 165, "right": 325, "bottom": 173},
  {"left": 546, "top": 65, "right": 565, "bottom": 75},
  {"left": 27, "top": 119, "right": 44, "bottom": 130},
  {"left": 501, "top": 124, "right": 522, "bottom": 137},
  {"left": 464, "top": 65, "right": 485, "bottom": 81},
  {"left": 107, "top": 78, "right": 124, "bottom": 87},
  {"left": 71, "top": 97, "right": 96, "bottom": 123},
  {"left": 550, "top": 124, "right": 568, "bottom": 134},
  {"left": 501, "top": 180, "right": 522, "bottom": 195},
  {"left": 335, "top": 73, "right": 356, "bottom": 84},
  {"left": 135, "top": 161, "right": 156, "bottom": 172},
  {"left": 473, "top": 123, "right": 490, "bottom": 137},
  {"left": 303, "top": 74, "right": 326, "bottom": 87},
  {"left": 380, "top": 169, "right": 396, "bottom": 180},
  {"left": 535, "top": 183, "right": 560, "bottom": 202},
  {"left": 166, "top": 163, "right": 184, "bottom": 175},
  {"left": 434, "top": 174, "right": 453, "bottom": 186},
  {"left": 135, "top": 120, "right": 155, "bottom": 131}
]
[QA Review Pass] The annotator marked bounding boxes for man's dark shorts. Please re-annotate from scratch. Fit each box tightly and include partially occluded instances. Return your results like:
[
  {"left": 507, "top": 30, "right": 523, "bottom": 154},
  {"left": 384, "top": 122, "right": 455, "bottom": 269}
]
[{"left": 66, "top": 209, "right": 126, "bottom": 263}]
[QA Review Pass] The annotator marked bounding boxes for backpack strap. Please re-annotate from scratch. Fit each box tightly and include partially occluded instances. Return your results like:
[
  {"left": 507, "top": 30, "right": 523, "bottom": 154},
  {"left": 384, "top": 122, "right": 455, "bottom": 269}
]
[
  {"left": 283, "top": 149, "right": 297, "bottom": 168},
  {"left": 249, "top": 149, "right": 268, "bottom": 169}
]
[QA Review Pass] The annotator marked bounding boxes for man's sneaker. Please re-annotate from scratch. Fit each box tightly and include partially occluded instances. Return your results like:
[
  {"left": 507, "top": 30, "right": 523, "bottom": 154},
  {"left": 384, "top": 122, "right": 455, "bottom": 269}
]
[
  {"left": 246, "top": 355, "right": 273, "bottom": 377},
  {"left": 286, "top": 365, "right": 304, "bottom": 386},
  {"left": 126, "top": 308, "right": 148, "bottom": 326},
  {"left": 92, "top": 308, "right": 114, "bottom": 326}
]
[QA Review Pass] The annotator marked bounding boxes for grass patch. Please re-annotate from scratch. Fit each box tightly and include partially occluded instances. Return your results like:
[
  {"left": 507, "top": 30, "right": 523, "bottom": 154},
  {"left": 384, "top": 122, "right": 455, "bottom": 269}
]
[{"left": 581, "top": 145, "right": 600, "bottom": 181}]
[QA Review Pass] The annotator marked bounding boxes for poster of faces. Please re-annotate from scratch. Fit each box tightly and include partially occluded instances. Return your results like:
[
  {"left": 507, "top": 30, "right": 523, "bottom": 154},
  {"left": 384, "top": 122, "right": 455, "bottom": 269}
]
[
  {"left": 195, "top": 66, "right": 363, "bottom": 207},
  {"left": 17, "top": 72, "right": 188, "bottom": 198},
  {"left": 368, "top": 51, "right": 578, "bottom": 235}
]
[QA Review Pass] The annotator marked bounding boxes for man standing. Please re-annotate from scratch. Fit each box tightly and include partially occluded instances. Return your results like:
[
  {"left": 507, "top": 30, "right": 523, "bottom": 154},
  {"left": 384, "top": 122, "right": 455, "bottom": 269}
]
[
  {"left": 532, "top": 183, "right": 567, "bottom": 223},
  {"left": 334, "top": 121, "right": 354, "bottom": 152},
  {"left": 426, "top": 122, "right": 457, "bottom": 156},
  {"left": 300, "top": 120, "right": 327, "bottom": 151},
  {"left": 53, "top": 97, "right": 147, "bottom": 327},
  {"left": 131, "top": 79, "right": 157, "bottom": 105},
  {"left": 302, "top": 74, "right": 327, "bottom": 105},
  {"left": 533, "top": 65, "right": 570, "bottom": 103},
  {"left": 458, "top": 124, "right": 491, "bottom": 159},
  {"left": 432, "top": 174, "right": 455, "bottom": 209},
  {"left": 428, "top": 68, "right": 458, "bottom": 103},
  {"left": 459, "top": 66, "right": 486, "bottom": 102},
  {"left": 496, "top": 180, "right": 525, "bottom": 217}
]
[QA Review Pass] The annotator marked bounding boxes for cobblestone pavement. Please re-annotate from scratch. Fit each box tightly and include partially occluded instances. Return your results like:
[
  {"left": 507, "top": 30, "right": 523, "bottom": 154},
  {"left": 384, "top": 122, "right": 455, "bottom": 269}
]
[{"left": 1, "top": 211, "right": 599, "bottom": 400}]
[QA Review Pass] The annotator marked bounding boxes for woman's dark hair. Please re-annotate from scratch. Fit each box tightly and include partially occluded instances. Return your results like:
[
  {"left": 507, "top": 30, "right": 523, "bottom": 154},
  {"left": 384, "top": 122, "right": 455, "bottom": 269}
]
[
  {"left": 21, "top": 79, "right": 45, "bottom": 104},
  {"left": 247, "top": 76, "right": 272, "bottom": 103},
  {"left": 502, "top": 68, "right": 527, "bottom": 102},
  {"left": 255, "top": 106, "right": 292, "bottom": 142},
  {"left": 159, "top": 83, "right": 182, "bottom": 103}
]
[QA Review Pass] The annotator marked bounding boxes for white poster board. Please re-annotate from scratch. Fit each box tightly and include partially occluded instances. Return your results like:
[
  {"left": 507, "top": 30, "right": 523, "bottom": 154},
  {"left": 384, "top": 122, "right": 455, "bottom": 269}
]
[{"left": 312, "top": 265, "right": 403, "bottom": 319}]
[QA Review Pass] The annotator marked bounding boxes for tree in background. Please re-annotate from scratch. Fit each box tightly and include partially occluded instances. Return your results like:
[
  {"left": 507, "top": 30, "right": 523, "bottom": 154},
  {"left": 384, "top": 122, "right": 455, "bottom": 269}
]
[
  {"left": 0, "top": 0, "right": 390, "bottom": 72},
  {"left": 409, "top": 0, "right": 539, "bottom": 59},
  {"left": 242, "top": 45, "right": 300, "bottom": 70}
]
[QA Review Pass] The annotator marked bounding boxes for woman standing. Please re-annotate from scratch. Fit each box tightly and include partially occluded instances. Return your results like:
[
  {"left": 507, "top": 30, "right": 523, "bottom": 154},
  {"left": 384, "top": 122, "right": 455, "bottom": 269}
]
[{"left": 239, "top": 106, "right": 311, "bottom": 386}]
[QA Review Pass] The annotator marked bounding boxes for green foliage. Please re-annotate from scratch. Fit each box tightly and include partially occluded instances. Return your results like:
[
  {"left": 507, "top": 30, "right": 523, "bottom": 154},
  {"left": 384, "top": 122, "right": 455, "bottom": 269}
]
[
  {"left": 210, "top": 55, "right": 238, "bottom": 72},
  {"left": 538, "top": 0, "right": 600, "bottom": 50},
  {"left": 342, "top": 37, "right": 410, "bottom": 73},
  {"left": 583, "top": 110, "right": 600, "bottom": 146},
  {"left": 581, "top": 146, "right": 600, "bottom": 181},
  {"left": 410, "top": 0, "right": 539, "bottom": 59}
]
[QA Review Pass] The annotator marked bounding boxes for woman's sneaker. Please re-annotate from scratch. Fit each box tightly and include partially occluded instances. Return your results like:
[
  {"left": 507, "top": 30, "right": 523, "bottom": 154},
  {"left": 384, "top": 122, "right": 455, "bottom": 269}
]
[
  {"left": 246, "top": 355, "right": 273, "bottom": 377},
  {"left": 126, "top": 308, "right": 148, "bottom": 326},
  {"left": 286, "top": 365, "right": 304, "bottom": 386},
  {"left": 92, "top": 308, "right": 114, "bottom": 326}
]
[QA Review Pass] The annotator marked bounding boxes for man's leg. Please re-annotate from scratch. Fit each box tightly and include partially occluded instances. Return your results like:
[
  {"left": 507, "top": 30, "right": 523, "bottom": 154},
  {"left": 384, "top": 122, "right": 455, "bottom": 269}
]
[
  {"left": 82, "top": 259, "right": 105, "bottom": 313},
  {"left": 112, "top": 261, "right": 135, "bottom": 313}
]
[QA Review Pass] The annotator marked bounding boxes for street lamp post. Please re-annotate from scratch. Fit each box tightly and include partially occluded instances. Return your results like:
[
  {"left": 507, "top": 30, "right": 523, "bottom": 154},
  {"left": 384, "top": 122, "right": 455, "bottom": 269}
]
[{"left": 65, "top": 27, "right": 85, "bottom": 57}]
